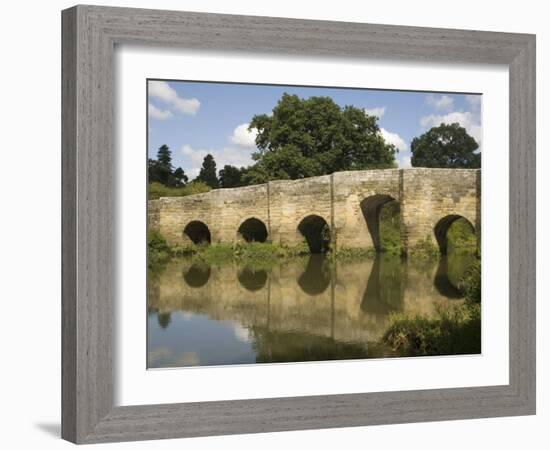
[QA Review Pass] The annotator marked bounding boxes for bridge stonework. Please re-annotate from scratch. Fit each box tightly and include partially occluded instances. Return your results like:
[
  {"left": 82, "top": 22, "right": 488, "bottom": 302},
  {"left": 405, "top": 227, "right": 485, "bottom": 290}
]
[{"left": 148, "top": 168, "right": 481, "bottom": 254}]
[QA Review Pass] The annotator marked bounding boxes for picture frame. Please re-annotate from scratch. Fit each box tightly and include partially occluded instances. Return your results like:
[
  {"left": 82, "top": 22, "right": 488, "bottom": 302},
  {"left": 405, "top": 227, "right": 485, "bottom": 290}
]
[{"left": 61, "top": 4, "right": 536, "bottom": 444}]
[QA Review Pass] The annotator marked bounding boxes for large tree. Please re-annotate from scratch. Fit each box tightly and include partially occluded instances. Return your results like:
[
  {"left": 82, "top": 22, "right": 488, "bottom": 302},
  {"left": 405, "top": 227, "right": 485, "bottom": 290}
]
[
  {"left": 219, "top": 165, "right": 246, "bottom": 188},
  {"left": 196, "top": 154, "right": 219, "bottom": 188},
  {"left": 410, "top": 123, "right": 480, "bottom": 168},
  {"left": 245, "top": 93, "right": 396, "bottom": 183},
  {"left": 148, "top": 144, "right": 177, "bottom": 186},
  {"left": 156, "top": 144, "right": 173, "bottom": 169}
]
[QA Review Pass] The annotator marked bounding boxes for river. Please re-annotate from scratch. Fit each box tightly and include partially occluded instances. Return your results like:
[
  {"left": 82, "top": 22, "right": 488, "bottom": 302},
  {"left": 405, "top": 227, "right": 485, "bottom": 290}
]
[{"left": 147, "top": 253, "right": 476, "bottom": 368}]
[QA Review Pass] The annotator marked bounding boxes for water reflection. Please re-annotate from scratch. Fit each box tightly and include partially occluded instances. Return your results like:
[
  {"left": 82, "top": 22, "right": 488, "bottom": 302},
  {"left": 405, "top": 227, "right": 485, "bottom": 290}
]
[
  {"left": 434, "top": 253, "right": 476, "bottom": 299},
  {"left": 361, "top": 255, "right": 405, "bottom": 315},
  {"left": 148, "top": 254, "right": 474, "bottom": 368},
  {"left": 297, "top": 255, "right": 331, "bottom": 296},
  {"left": 238, "top": 267, "right": 268, "bottom": 292},
  {"left": 183, "top": 262, "right": 211, "bottom": 288}
]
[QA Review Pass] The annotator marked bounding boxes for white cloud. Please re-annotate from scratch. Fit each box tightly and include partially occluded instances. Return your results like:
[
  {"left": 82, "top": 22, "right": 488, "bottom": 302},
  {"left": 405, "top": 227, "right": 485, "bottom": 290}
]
[
  {"left": 230, "top": 123, "right": 258, "bottom": 148},
  {"left": 181, "top": 144, "right": 255, "bottom": 179},
  {"left": 466, "top": 95, "right": 482, "bottom": 109},
  {"left": 364, "top": 106, "right": 386, "bottom": 118},
  {"left": 148, "top": 103, "right": 173, "bottom": 120},
  {"left": 148, "top": 80, "right": 200, "bottom": 115},
  {"left": 380, "top": 128, "right": 407, "bottom": 152},
  {"left": 397, "top": 151, "right": 412, "bottom": 169},
  {"left": 419, "top": 111, "right": 481, "bottom": 144},
  {"left": 426, "top": 94, "right": 454, "bottom": 111}
]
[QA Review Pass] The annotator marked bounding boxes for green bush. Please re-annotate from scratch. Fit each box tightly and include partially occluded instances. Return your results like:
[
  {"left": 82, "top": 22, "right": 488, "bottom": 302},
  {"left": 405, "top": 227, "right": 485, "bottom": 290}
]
[
  {"left": 447, "top": 218, "right": 477, "bottom": 254},
  {"left": 148, "top": 181, "right": 211, "bottom": 200},
  {"left": 383, "top": 302, "right": 481, "bottom": 356},
  {"left": 147, "top": 229, "right": 172, "bottom": 267},
  {"left": 379, "top": 201, "right": 403, "bottom": 255},
  {"left": 458, "top": 258, "right": 481, "bottom": 304}
]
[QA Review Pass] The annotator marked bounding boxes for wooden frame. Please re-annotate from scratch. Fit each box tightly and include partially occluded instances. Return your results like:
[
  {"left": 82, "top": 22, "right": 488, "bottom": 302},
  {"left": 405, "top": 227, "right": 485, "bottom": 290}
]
[{"left": 62, "top": 5, "right": 536, "bottom": 444}]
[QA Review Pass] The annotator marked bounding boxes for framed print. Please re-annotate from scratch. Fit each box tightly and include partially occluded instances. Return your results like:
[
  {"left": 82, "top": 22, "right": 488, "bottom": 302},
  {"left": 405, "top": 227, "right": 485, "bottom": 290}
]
[{"left": 61, "top": 5, "right": 536, "bottom": 444}]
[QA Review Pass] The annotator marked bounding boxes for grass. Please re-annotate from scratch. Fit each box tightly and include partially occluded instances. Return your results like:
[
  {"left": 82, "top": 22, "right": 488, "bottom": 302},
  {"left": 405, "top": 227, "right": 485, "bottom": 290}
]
[
  {"left": 334, "top": 247, "right": 377, "bottom": 259},
  {"left": 148, "top": 181, "right": 211, "bottom": 200},
  {"left": 148, "top": 229, "right": 313, "bottom": 270},
  {"left": 194, "top": 241, "right": 311, "bottom": 267}
]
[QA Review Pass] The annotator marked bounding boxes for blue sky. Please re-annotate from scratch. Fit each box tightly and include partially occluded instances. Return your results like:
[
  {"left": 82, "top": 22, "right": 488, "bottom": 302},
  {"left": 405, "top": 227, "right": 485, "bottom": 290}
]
[{"left": 148, "top": 80, "right": 481, "bottom": 178}]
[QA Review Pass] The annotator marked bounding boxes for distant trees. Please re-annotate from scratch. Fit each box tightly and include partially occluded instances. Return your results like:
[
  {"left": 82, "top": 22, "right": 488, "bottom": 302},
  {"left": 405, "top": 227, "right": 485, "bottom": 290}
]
[
  {"left": 148, "top": 144, "right": 189, "bottom": 187},
  {"left": 219, "top": 165, "right": 247, "bottom": 188},
  {"left": 173, "top": 167, "right": 188, "bottom": 186},
  {"left": 411, "top": 123, "right": 480, "bottom": 169},
  {"left": 244, "top": 93, "right": 396, "bottom": 183},
  {"left": 196, "top": 154, "right": 219, "bottom": 188},
  {"left": 152, "top": 95, "right": 483, "bottom": 193}
]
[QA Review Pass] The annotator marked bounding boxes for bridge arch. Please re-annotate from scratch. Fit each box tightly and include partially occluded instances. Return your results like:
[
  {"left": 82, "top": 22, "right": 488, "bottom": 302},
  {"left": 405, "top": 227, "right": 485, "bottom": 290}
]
[
  {"left": 360, "top": 194, "right": 399, "bottom": 252},
  {"left": 434, "top": 215, "right": 475, "bottom": 255},
  {"left": 237, "top": 217, "right": 268, "bottom": 243},
  {"left": 183, "top": 220, "right": 211, "bottom": 245},
  {"left": 297, "top": 215, "right": 331, "bottom": 253}
]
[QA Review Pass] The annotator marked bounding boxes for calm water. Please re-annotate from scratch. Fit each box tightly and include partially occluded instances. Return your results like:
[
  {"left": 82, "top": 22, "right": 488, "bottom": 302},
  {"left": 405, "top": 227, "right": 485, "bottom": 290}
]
[{"left": 147, "top": 253, "right": 475, "bottom": 368}]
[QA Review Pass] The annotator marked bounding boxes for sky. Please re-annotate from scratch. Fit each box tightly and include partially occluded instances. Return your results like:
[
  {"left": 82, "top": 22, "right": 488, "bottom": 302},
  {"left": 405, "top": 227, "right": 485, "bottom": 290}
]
[{"left": 147, "top": 79, "right": 482, "bottom": 178}]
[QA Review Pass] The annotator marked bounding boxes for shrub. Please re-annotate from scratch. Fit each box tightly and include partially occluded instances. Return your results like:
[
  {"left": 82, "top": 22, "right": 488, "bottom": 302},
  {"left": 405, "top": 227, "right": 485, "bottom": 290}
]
[
  {"left": 458, "top": 258, "right": 481, "bottom": 304},
  {"left": 147, "top": 229, "right": 172, "bottom": 267},
  {"left": 383, "top": 302, "right": 481, "bottom": 356},
  {"left": 148, "top": 181, "right": 211, "bottom": 200},
  {"left": 447, "top": 218, "right": 477, "bottom": 254}
]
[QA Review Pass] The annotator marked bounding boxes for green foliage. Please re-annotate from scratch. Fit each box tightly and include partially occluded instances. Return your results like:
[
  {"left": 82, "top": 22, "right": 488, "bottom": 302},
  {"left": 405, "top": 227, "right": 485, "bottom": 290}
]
[
  {"left": 147, "top": 229, "right": 172, "bottom": 267},
  {"left": 334, "top": 247, "right": 376, "bottom": 259},
  {"left": 446, "top": 218, "right": 477, "bottom": 253},
  {"left": 196, "top": 154, "right": 219, "bottom": 188},
  {"left": 383, "top": 302, "right": 481, "bottom": 356},
  {"left": 411, "top": 123, "right": 480, "bottom": 168},
  {"left": 148, "top": 144, "right": 188, "bottom": 187},
  {"left": 219, "top": 165, "right": 247, "bottom": 188},
  {"left": 246, "top": 93, "right": 396, "bottom": 183},
  {"left": 458, "top": 258, "right": 481, "bottom": 304},
  {"left": 193, "top": 243, "right": 234, "bottom": 265},
  {"left": 173, "top": 167, "right": 188, "bottom": 185},
  {"left": 379, "top": 201, "right": 403, "bottom": 255},
  {"left": 148, "top": 181, "right": 211, "bottom": 200},
  {"left": 408, "top": 234, "right": 439, "bottom": 259}
]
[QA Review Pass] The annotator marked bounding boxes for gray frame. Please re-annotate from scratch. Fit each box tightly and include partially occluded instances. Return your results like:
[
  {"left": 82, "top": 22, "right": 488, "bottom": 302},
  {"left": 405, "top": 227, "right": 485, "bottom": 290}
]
[{"left": 62, "top": 5, "right": 536, "bottom": 444}]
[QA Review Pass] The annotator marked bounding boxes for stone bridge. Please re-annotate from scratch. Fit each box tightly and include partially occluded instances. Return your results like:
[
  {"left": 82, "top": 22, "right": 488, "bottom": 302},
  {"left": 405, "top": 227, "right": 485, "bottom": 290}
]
[{"left": 148, "top": 168, "right": 481, "bottom": 254}]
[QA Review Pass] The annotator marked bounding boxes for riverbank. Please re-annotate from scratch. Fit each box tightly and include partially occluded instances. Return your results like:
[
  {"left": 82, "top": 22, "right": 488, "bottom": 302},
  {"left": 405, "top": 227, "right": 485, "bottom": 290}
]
[{"left": 382, "top": 258, "right": 481, "bottom": 356}]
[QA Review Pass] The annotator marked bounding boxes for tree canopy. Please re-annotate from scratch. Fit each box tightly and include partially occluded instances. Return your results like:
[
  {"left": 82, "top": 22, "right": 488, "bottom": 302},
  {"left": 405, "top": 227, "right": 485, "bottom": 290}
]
[
  {"left": 219, "top": 165, "right": 247, "bottom": 188},
  {"left": 244, "top": 94, "right": 396, "bottom": 183},
  {"left": 196, "top": 154, "right": 219, "bottom": 188},
  {"left": 148, "top": 145, "right": 188, "bottom": 187},
  {"left": 410, "top": 123, "right": 480, "bottom": 169}
]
